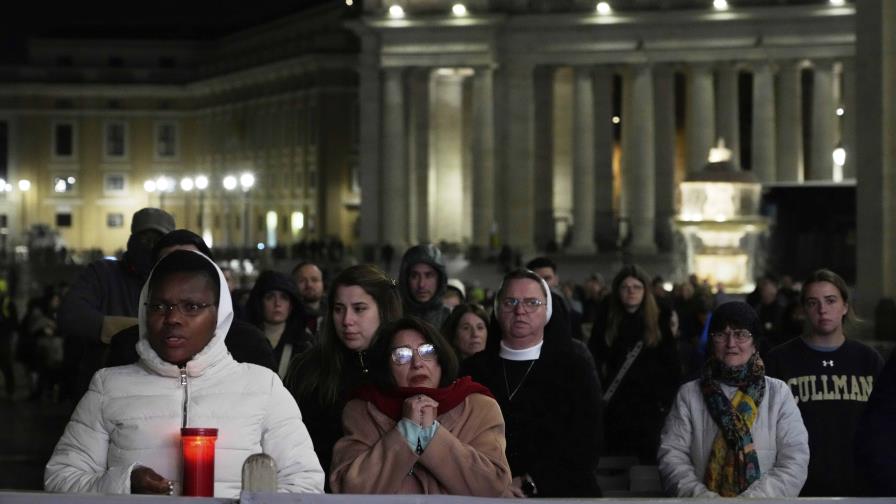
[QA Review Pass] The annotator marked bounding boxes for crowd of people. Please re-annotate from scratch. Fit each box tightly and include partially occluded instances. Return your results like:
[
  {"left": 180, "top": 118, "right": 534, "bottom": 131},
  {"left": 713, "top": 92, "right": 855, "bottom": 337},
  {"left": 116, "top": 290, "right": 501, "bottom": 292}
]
[{"left": 0, "top": 207, "right": 892, "bottom": 498}]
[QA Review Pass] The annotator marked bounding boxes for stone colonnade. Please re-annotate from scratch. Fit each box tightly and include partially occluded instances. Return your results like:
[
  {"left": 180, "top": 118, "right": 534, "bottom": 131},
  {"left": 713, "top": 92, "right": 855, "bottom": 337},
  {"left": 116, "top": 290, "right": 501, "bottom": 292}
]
[{"left": 363, "top": 57, "right": 853, "bottom": 255}]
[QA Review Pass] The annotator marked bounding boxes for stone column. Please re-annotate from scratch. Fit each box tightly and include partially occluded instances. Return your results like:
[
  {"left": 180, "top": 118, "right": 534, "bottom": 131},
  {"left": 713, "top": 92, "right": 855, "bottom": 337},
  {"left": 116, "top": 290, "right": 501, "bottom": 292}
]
[
  {"left": 472, "top": 66, "right": 496, "bottom": 251},
  {"left": 687, "top": 63, "right": 715, "bottom": 174},
  {"left": 653, "top": 64, "right": 676, "bottom": 252},
  {"left": 593, "top": 68, "right": 615, "bottom": 250},
  {"left": 533, "top": 66, "right": 555, "bottom": 250},
  {"left": 856, "top": 0, "right": 896, "bottom": 315},
  {"left": 621, "top": 64, "right": 657, "bottom": 255},
  {"left": 716, "top": 63, "right": 740, "bottom": 161},
  {"left": 841, "top": 58, "right": 857, "bottom": 180},
  {"left": 429, "top": 70, "right": 465, "bottom": 243},
  {"left": 381, "top": 67, "right": 408, "bottom": 250},
  {"left": 751, "top": 63, "right": 776, "bottom": 183},
  {"left": 808, "top": 61, "right": 836, "bottom": 181},
  {"left": 357, "top": 33, "right": 382, "bottom": 248},
  {"left": 776, "top": 61, "right": 803, "bottom": 182},
  {"left": 408, "top": 68, "right": 430, "bottom": 244},
  {"left": 569, "top": 66, "right": 596, "bottom": 254},
  {"left": 502, "top": 62, "right": 536, "bottom": 253}
]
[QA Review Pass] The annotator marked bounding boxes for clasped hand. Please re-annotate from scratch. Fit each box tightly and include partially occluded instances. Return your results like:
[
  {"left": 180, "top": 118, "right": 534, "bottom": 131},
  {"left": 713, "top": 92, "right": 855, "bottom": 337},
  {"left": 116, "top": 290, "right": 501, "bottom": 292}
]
[{"left": 401, "top": 394, "right": 439, "bottom": 428}]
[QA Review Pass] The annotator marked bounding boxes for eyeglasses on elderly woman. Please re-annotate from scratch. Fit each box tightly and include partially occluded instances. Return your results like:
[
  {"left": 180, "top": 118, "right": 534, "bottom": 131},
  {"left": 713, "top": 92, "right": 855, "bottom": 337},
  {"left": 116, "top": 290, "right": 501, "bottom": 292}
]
[
  {"left": 499, "top": 297, "right": 545, "bottom": 313},
  {"left": 710, "top": 329, "right": 753, "bottom": 343},
  {"left": 390, "top": 343, "right": 437, "bottom": 365}
]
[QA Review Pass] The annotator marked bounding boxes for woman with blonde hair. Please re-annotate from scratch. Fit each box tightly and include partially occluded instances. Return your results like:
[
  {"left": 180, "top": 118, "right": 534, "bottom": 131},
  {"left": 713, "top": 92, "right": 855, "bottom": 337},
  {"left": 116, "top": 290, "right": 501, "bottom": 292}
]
[{"left": 589, "top": 264, "right": 681, "bottom": 462}]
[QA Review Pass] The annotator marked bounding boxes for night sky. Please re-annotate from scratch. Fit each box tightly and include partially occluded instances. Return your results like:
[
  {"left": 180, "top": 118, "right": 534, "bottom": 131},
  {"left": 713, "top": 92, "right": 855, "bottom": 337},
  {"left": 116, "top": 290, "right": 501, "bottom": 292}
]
[{"left": 0, "top": 1, "right": 335, "bottom": 63}]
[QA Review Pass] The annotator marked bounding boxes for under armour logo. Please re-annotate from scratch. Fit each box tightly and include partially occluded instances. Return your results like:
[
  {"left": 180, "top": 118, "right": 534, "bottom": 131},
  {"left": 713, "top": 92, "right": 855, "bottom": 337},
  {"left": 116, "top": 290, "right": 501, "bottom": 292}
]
[{"left": 822, "top": 360, "right": 834, "bottom": 367}]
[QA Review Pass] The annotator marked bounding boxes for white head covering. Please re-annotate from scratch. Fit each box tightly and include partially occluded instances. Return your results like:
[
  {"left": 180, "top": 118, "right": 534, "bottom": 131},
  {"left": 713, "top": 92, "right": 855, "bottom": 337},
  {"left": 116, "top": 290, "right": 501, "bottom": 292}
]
[
  {"left": 136, "top": 250, "right": 234, "bottom": 378},
  {"left": 493, "top": 270, "right": 553, "bottom": 323}
]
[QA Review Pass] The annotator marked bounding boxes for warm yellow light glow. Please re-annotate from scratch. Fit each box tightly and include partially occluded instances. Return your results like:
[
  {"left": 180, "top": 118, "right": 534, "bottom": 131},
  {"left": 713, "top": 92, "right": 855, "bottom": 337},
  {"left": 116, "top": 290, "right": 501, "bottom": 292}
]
[
  {"left": 17, "top": 179, "right": 31, "bottom": 192},
  {"left": 239, "top": 172, "right": 255, "bottom": 190},
  {"left": 832, "top": 147, "right": 846, "bottom": 167},
  {"left": 708, "top": 138, "right": 732, "bottom": 163},
  {"left": 180, "top": 177, "right": 194, "bottom": 192},
  {"left": 195, "top": 175, "right": 209, "bottom": 190},
  {"left": 694, "top": 254, "right": 749, "bottom": 290},
  {"left": 265, "top": 211, "right": 278, "bottom": 247},
  {"left": 713, "top": 0, "right": 729, "bottom": 10},
  {"left": 291, "top": 211, "right": 304, "bottom": 236},
  {"left": 596, "top": 1, "right": 611, "bottom": 15},
  {"left": 829, "top": 0, "right": 846, "bottom": 6},
  {"left": 836, "top": 107, "right": 844, "bottom": 117},
  {"left": 611, "top": 116, "right": 620, "bottom": 124},
  {"left": 451, "top": 3, "right": 467, "bottom": 16},
  {"left": 345, "top": 0, "right": 353, "bottom": 5},
  {"left": 144, "top": 180, "right": 157, "bottom": 193}
]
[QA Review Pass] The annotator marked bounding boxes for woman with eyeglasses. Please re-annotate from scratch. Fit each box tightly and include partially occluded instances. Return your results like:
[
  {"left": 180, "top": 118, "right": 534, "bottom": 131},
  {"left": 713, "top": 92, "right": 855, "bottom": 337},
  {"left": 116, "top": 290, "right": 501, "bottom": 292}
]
[
  {"left": 588, "top": 264, "right": 681, "bottom": 463},
  {"left": 329, "top": 316, "right": 511, "bottom": 495},
  {"left": 284, "top": 264, "right": 402, "bottom": 487},
  {"left": 461, "top": 268, "right": 602, "bottom": 498},
  {"left": 45, "top": 250, "right": 324, "bottom": 497},
  {"left": 657, "top": 301, "right": 808, "bottom": 497}
]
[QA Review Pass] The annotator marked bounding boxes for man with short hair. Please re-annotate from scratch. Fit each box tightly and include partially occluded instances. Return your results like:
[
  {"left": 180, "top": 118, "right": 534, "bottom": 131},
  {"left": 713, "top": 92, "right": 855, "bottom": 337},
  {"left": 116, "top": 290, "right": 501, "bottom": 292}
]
[
  {"left": 57, "top": 207, "right": 175, "bottom": 400},
  {"left": 292, "top": 261, "right": 325, "bottom": 340},
  {"left": 766, "top": 269, "right": 884, "bottom": 496},
  {"left": 526, "top": 256, "right": 583, "bottom": 340},
  {"left": 398, "top": 244, "right": 451, "bottom": 329}
]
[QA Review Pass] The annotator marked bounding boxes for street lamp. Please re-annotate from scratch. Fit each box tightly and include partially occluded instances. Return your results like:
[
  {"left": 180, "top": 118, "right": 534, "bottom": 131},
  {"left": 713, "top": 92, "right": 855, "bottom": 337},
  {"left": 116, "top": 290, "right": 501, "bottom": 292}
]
[
  {"left": 17, "top": 179, "right": 30, "bottom": 244},
  {"left": 222, "top": 175, "right": 238, "bottom": 248},
  {"left": 239, "top": 172, "right": 255, "bottom": 263},
  {"left": 155, "top": 176, "right": 175, "bottom": 209},
  {"left": 195, "top": 175, "right": 208, "bottom": 232}
]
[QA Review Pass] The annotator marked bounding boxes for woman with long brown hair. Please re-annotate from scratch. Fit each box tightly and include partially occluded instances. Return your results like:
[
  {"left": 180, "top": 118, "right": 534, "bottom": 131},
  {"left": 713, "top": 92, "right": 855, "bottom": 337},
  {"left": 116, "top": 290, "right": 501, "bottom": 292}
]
[
  {"left": 589, "top": 264, "right": 681, "bottom": 462},
  {"left": 284, "top": 264, "right": 402, "bottom": 485}
]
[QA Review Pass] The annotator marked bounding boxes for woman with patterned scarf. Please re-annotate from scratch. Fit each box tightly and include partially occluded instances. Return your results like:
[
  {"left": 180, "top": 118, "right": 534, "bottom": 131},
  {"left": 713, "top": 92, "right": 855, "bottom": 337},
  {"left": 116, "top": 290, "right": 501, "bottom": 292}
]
[{"left": 658, "top": 301, "right": 809, "bottom": 497}]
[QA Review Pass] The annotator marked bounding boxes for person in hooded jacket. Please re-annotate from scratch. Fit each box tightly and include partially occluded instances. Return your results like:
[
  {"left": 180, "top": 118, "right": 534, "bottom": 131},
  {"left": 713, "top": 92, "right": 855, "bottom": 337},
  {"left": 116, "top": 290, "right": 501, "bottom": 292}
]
[
  {"left": 106, "top": 229, "right": 275, "bottom": 372},
  {"left": 398, "top": 244, "right": 451, "bottom": 330},
  {"left": 247, "top": 271, "right": 313, "bottom": 379},
  {"left": 57, "top": 207, "right": 175, "bottom": 401},
  {"left": 44, "top": 250, "right": 324, "bottom": 497}
]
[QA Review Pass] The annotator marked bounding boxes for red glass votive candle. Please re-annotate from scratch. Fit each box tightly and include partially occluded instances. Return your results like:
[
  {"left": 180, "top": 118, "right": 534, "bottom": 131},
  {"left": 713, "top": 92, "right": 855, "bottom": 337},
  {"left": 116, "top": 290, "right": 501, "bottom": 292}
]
[{"left": 181, "top": 427, "right": 218, "bottom": 497}]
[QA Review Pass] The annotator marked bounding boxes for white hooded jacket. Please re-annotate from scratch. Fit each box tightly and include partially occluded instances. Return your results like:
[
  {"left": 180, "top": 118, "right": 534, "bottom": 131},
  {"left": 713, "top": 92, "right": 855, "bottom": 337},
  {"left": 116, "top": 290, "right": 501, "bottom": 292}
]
[{"left": 45, "top": 251, "right": 324, "bottom": 497}]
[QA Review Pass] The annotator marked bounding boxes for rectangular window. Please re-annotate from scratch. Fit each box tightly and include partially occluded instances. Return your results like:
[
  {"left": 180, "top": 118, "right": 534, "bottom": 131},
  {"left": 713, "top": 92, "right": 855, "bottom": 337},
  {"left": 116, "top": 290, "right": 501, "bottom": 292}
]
[
  {"left": 107, "top": 213, "right": 124, "bottom": 228},
  {"left": 104, "top": 173, "right": 126, "bottom": 195},
  {"left": 104, "top": 121, "right": 127, "bottom": 158},
  {"left": 56, "top": 213, "right": 72, "bottom": 228},
  {"left": 155, "top": 121, "right": 178, "bottom": 159},
  {"left": 54, "top": 122, "right": 75, "bottom": 157}
]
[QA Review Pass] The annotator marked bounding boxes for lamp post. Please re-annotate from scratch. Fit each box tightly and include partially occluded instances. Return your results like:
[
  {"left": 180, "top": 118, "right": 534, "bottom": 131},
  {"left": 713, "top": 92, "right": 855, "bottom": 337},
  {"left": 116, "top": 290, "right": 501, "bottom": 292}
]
[
  {"left": 195, "top": 175, "right": 208, "bottom": 232},
  {"left": 239, "top": 172, "right": 255, "bottom": 263},
  {"left": 222, "top": 175, "right": 238, "bottom": 249},
  {"left": 155, "top": 176, "right": 174, "bottom": 210},
  {"left": 180, "top": 176, "right": 194, "bottom": 229},
  {"left": 18, "top": 179, "right": 30, "bottom": 244}
]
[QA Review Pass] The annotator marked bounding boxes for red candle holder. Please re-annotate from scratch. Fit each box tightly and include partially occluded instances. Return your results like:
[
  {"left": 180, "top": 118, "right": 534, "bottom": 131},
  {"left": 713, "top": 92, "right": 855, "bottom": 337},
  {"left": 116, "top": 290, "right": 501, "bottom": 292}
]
[{"left": 181, "top": 427, "right": 218, "bottom": 497}]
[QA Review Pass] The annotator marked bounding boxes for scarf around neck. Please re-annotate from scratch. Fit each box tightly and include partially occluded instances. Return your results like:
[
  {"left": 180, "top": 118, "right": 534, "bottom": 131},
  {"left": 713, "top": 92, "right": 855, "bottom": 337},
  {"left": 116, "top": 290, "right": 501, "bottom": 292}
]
[
  {"left": 354, "top": 375, "right": 494, "bottom": 421},
  {"left": 700, "top": 352, "right": 765, "bottom": 496}
]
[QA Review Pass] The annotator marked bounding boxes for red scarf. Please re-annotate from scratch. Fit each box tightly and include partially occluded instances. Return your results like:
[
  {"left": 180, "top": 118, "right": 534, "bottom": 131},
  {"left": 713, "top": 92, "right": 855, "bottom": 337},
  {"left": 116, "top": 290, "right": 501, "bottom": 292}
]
[{"left": 354, "top": 376, "right": 494, "bottom": 421}]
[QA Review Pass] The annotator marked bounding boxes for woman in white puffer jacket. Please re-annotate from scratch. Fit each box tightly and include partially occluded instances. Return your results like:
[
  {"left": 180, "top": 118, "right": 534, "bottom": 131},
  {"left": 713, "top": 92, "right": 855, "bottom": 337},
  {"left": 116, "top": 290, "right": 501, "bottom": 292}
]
[{"left": 45, "top": 250, "right": 324, "bottom": 497}]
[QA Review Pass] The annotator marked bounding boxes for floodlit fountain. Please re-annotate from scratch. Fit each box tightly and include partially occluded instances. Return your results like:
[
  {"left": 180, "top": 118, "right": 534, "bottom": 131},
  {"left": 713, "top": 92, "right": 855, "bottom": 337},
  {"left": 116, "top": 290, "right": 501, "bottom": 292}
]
[{"left": 674, "top": 140, "right": 769, "bottom": 293}]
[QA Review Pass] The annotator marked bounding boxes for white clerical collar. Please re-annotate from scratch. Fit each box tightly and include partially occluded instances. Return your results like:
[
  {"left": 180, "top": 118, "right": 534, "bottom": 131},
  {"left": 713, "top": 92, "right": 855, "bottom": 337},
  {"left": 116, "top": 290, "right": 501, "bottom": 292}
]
[{"left": 500, "top": 340, "right": 543, "bottom": 361}]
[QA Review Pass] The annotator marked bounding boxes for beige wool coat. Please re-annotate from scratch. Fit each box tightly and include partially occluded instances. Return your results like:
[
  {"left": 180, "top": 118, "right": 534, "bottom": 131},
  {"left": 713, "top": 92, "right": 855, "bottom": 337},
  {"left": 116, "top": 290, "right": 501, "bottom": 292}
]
[{"left": 330, "top": 392, "right": 512, "bottom": 496}]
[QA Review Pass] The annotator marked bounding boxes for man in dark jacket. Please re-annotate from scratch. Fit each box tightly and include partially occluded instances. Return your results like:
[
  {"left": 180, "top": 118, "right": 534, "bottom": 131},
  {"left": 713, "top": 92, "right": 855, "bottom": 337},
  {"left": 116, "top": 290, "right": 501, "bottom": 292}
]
[
  {"left": 57, "top": 207, "right": 175, "bottom": 400},
  {"left": 398, "top": 244, "right": 451, "bottom": 329}
]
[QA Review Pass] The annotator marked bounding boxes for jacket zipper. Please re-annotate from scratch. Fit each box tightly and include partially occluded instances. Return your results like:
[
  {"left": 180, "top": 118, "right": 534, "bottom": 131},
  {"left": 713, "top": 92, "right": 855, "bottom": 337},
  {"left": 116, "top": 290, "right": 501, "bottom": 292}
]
[{"left": 180, "top": 366, "right": 188, "bottom": 428}]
